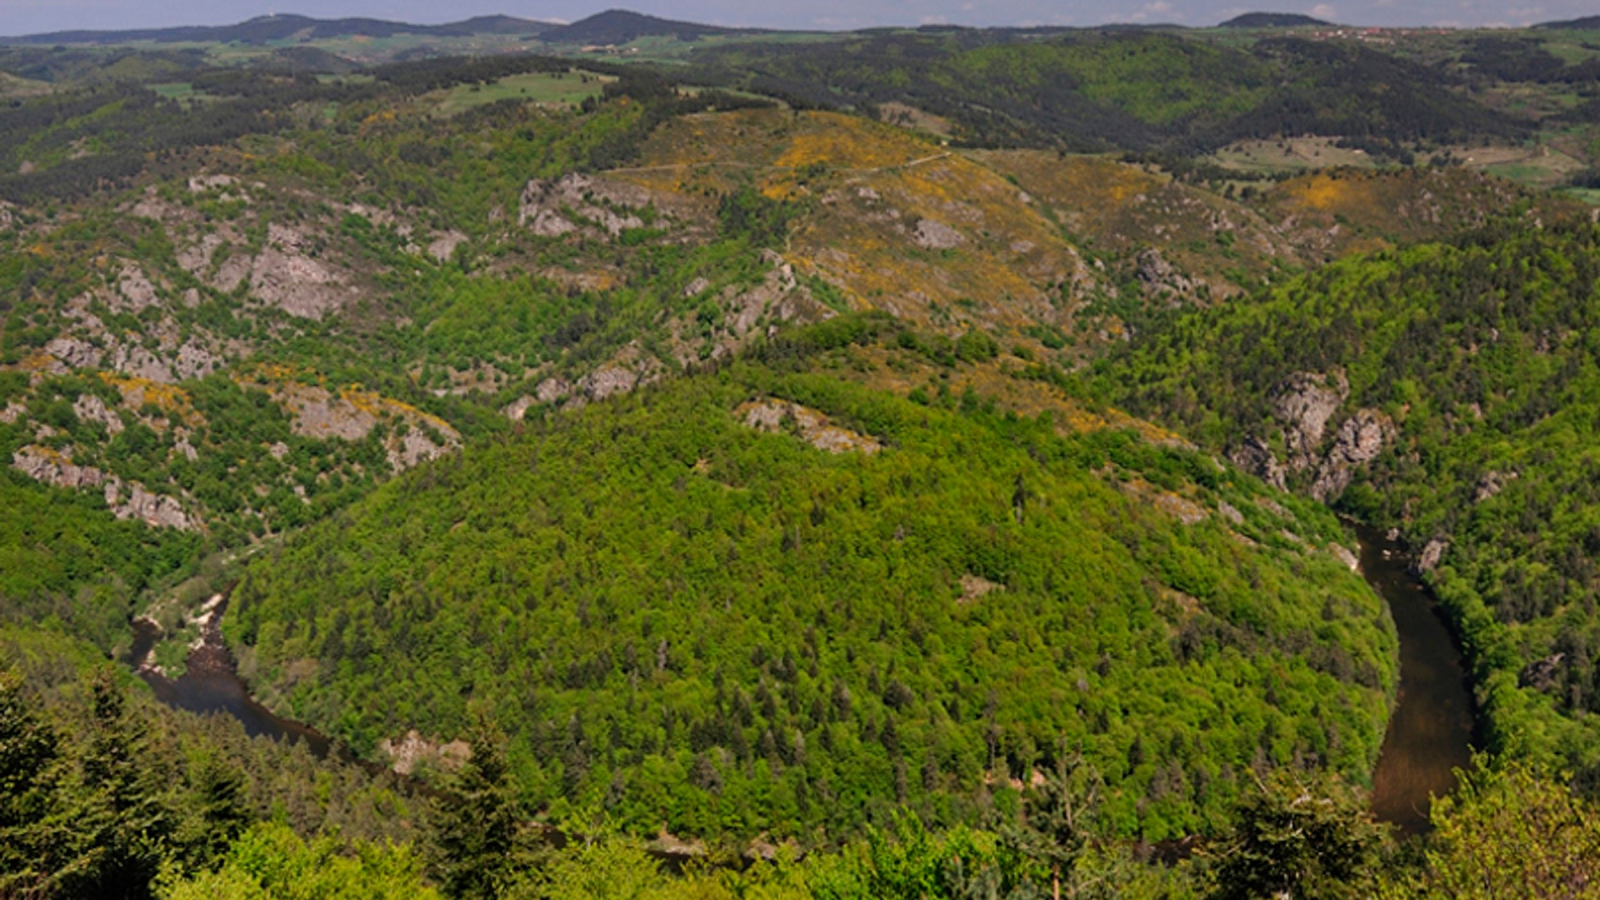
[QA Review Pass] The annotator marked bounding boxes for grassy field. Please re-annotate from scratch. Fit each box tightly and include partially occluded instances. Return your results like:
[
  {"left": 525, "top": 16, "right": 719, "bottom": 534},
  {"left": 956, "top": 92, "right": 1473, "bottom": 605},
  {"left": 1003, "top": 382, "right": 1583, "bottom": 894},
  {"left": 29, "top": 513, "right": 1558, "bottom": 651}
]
[
  {"left": 426, "top": 69, "right": 611, "bottom": 117},
  {"left": 1454, "top": 143, "right": 1587, "bottom": 188},
  {"left": 0, "top": 71, "right": 51, "bottom": 98},
  {"left": 1561, "top": 187, "right": 1600, "bottom": 206},
  {"left": 149, "top": 81, "right": 217, "bottom": 108},
  {"left": 1209, "top": 136, "right": 1382, "bottom": 174}
]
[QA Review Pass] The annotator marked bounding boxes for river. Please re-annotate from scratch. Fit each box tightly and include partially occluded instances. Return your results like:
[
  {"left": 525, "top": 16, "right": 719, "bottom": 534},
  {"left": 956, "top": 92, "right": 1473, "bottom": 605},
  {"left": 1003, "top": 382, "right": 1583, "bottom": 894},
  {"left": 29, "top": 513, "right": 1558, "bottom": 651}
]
[
  {"left": 1358, "top": 522, "right": 1477, "bottom": 833},
  {"left": 129, "top": 604, "right": 336, "bottom": 759},
  {"left": 128, "top": 522, "right": 1477, "bottom": 835}
]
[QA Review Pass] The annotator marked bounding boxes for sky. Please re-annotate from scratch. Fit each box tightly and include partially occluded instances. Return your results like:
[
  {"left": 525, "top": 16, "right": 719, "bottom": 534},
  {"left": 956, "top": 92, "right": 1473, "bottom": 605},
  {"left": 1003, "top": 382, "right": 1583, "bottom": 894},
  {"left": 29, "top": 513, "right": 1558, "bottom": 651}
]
[{"left": 0, "top": 0, "right": 1594, "bottom": 36}]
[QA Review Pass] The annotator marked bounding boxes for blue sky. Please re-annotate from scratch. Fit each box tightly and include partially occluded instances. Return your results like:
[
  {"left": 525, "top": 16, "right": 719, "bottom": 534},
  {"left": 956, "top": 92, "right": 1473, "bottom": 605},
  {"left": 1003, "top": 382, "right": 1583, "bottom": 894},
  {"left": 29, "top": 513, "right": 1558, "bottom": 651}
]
[{"left": 0, "top": 0, "right": 1593, "bottom": 36}]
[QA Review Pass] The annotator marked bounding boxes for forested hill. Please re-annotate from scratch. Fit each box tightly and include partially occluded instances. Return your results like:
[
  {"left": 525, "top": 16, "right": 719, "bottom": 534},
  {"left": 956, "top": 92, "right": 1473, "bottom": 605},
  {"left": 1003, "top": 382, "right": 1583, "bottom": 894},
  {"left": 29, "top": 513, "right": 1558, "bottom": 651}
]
[
  {"left": 1099, "top": 222, "right": 1600, "bottom": 784},
  {"left": 537, "top": 10, "right": 767, "bottom": 45},
  {"left": 1218, "top": 13, "right": 1335, "bottom": 28},
  {"left": 690, "top": 30, "right": 1527, "bottom": 155},
  {"left": 227, "top": 338, "right": 1395, "bottom": 843},
  {"left": 0, "top": 14, "right": 552, "bottom": 45}
]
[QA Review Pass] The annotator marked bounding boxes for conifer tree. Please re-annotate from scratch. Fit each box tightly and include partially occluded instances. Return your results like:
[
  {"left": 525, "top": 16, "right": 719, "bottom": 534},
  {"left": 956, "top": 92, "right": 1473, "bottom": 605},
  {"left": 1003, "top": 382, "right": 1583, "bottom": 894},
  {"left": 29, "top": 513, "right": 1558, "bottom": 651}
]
[
  {"left": 432, "top": 710, "right": 527, "bottom": 900},
  {"left": 0, "top": 667, "right": 60, "bottom": 896},
  {"left": 57, "top": 668, "right": 171, "bottom": 900}
]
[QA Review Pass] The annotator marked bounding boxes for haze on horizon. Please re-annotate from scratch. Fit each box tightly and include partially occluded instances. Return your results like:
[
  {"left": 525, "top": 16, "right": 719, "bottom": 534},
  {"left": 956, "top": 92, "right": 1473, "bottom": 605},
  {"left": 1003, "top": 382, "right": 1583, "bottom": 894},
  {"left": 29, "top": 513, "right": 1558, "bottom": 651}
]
[{"left": 0, "top": 0, "right": 1592, "bottom": 38}]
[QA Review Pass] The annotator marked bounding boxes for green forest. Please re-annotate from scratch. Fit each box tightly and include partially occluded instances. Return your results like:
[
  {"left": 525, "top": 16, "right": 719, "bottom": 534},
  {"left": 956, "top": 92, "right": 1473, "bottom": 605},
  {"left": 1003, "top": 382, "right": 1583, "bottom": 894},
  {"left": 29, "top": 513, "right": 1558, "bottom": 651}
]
[
  {"left": 1100, "top": 222, "right": 1600, "bottom": 786},
  {"left": 226, "top": 350, "right": 1396, "bottom": 842},
  {"left": 3, "top": 11, "right": 1600, "bottom": 900}
]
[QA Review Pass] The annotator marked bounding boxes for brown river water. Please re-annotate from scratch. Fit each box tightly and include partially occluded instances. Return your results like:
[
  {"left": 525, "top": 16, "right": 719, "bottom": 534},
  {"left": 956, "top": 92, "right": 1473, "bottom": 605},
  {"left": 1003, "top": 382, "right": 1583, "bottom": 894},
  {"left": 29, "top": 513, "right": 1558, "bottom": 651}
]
[{"left": 1358, "top": 522, "right": 1477, "bottom": 833}]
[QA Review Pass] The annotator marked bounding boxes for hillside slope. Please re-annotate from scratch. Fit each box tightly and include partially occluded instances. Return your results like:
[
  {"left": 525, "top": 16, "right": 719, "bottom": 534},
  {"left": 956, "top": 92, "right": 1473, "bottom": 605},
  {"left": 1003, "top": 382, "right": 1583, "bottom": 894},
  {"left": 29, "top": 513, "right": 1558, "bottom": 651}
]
[
  {"left": 1101, "top": 222, "right": 1600, "bottom": 782},
  {"left": 227, "top": 336, "right": 1395, "bottom": 843}
]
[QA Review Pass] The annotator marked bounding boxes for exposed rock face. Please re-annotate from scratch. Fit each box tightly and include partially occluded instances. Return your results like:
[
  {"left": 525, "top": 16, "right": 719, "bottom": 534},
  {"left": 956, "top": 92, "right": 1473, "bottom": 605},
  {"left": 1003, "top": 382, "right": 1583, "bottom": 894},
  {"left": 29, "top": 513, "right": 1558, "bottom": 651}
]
[
  {"left": 1228, "top": 436, "right": 1287, "bottom": 491},
  {"left": 274, "top": 384, "right": 460, "bottom": 473},
  {"left": 520, "top": 173, "right": 672, "bottom": 239},
  {"left": 426, "top": 230, "right": 467, "bottom": 263},
  {"left": 283, "top": 385, "right": 378, "bottom": 442},
  {"left": 108, "top": 343, "right": 175, "bottom": 384},
  {"left": 13, "top": 446, "right": 196, "bottom": 530},
  {"left": 187, "top": 174, "right": 238, "bottom": 193},
  {"left": 0, "top": 203, "right": 12, "bottom": 230},
  {"left": 1271, "top": 370, "right": 1349, "bottom": 468},
  {"left": 45, "top": 337, "right": 103, "bottom": 370},
  {"left": 250, "top": 225, "right": 349, "bottom": 320},
  {"left": 377, "top": 730, "right": 470, "bottom": 776},
  {"left": 1330, "top": 543, "right": 1360, "bottom": 572},
  {"left": 107, "top": 480, "right": 193, "bottom": 531},
  {"left": 580, "top": 366, "right": 644, "bottom": 402},
  {"left": 1310, "top": 409, "right": 1392, "bottom": 502},
  {"left": 172, "top": 341, "right": 222, "bottom": 381},
  {"left": 1413, "top": 538, "right": 1449, "bottom": 575},
  {"left": 1228, "top": 371, "right": 1391, "bottom": 504},
  {"left": 1519, "top": 653, "right": 1565, "bottom": 691},
  {"left": 73, "top": 394, "right": 124, "bottom": 436},
  {"left": 958, "top": 573, "right": 1003, "bottom": 605},
  {"left": 14, "top": 445, "right": 107, "bottom": 490},
  {"left": 387, "top": 429, "right": 450, "bottom": 473},
  {"left": 1134, "top": 247, "right": 1195, "bottom": 300},
  {"left": 912, "top": 218, "right": 965, "bottom": 250},
  {"left": 1474, "top": 470, "right": 1518, "bottom": 502},
  {"left": 114, "top": 266, "right": 161, "bottom": 313},
  {"left": 738, "top": 399, "right": 882, "bottom": 454},
  {"left": 502, "top": 396, "right": 535, "bottom": 422},
  {"left": 536, "top": 377, "right": 573, "bottom": 404}
]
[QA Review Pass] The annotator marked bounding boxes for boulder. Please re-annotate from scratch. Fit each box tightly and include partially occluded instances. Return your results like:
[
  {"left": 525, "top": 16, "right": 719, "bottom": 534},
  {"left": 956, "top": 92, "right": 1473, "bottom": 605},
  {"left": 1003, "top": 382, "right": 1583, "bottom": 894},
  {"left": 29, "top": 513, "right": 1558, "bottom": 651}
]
[{"left": 911, "top": 218, "right": 965, "bottom": 250}]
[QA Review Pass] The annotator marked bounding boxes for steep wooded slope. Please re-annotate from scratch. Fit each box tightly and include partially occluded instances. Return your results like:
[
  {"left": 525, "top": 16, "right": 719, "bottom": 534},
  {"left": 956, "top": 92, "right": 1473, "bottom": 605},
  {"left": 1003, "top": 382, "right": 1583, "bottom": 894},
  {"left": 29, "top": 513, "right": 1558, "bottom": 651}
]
[
  {"left": 1102, "top": 222, "right": 1600, "bottom": 783},
  {"left": 228, "top": 341, "right": 1395, "bottom": 842}
]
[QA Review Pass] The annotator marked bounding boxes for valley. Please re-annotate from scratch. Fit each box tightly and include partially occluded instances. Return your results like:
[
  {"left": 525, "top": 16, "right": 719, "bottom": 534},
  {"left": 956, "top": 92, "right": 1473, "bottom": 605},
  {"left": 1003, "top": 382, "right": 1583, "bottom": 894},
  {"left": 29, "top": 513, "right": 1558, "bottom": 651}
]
[{"left": 2, "top": 7, "right": 1600, "bottom": 899}]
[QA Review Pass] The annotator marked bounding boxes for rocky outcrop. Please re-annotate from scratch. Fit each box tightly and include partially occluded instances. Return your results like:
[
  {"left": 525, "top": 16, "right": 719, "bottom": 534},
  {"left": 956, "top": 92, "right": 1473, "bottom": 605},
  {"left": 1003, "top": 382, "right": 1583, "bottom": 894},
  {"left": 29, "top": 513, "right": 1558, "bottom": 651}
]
[
  {"left": 249, "top": 224, "right": 350, "bottom": 320},
  {"left": 426, "top": 230, "right": 467, "bottom": 263},
  {"left": 1228, "top": 436, "right": 1287, "bottom": 491},
  {"left": 386, "top": 429, "right": 451, "bottom": 473},
  {"left": 1519, "top": 653, "right": 1565, "bottom": 691},
  {"left": 73, "top": 394, "right": 124, "bottom": 436},
  {"left": 502, "top": 395, "right": 535, "bottom": 422},
  {"left": 520, "top": 173, "right": 670, "bottom": 239},
  {"left": 912, "top": 218, "right": 965, "bottom": 250},
  {"left": 1412, "top": 538, "right": 1449, "bottom": 576},
  {"left": 377, "top": 730, "right": 470, "bottom": 776},
  {"left": 13, "top": 445, "right": 196, "bottom": 530},
  {"left": 738, "top": 399, "right": 882, "bottom": 454},
  {"left": 108, "top": 343, "right": 175, "bottom": 384},
  {"left": 13, "top": 445, "right": 107, "bottom": 490},
  {"left": 1309, "top": 409, "right": 1392, "bottom": 502},
  {"left": 1134, "top": 247, "right": 1195, "bottom": 300},
  {"left": 1271, "top": 370, "right": 1348, "bottom": 469},
  {"left": 172, "top": 340, "right": 222, "bottom": 381},
  {"left": 187, "top": 174, "right": 238, "bottom": 194},
  {"left": 106, "top": 480, "right": 194, "bottom": 531},
  {"left": 1474, "top": 470, "right": 1518, "bottom": 502},
  {"left": 273, "top": 383, "right": 460, "bottom": 473},
  {"left": 45, "top": 337, "right": 103, "bottom": 370},
  {"left": 1228, "top": 371, "right": 1391, "bottom": 504},
  {"left": 113, "top": 265, "right": 161, "bottom": 313}
]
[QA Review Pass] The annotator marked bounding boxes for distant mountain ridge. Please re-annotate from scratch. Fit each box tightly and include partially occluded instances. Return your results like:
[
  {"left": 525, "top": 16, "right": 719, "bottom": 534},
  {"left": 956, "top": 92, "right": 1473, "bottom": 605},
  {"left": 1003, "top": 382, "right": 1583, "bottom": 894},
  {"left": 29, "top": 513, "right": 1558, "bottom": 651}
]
[
  {"left": 0, "top": 13, "right": 551, "bottom": 46},
  {"left": 534, "top": 9, "right": 772, "bottom": 44},
  {"left": 1218, "top": 12, "right": 1336, "bottom": 28},
  {"left": 1534, "top": 15, "right": 1600, "bottom": 29}
]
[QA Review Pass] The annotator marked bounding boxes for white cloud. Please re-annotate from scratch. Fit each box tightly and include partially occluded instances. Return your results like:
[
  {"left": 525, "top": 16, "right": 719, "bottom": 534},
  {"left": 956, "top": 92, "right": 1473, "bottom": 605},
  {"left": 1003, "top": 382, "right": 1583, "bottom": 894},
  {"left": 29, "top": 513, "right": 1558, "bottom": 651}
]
[{"left": 1309, "top": 3, "right": 1337, "bottom": 19}]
